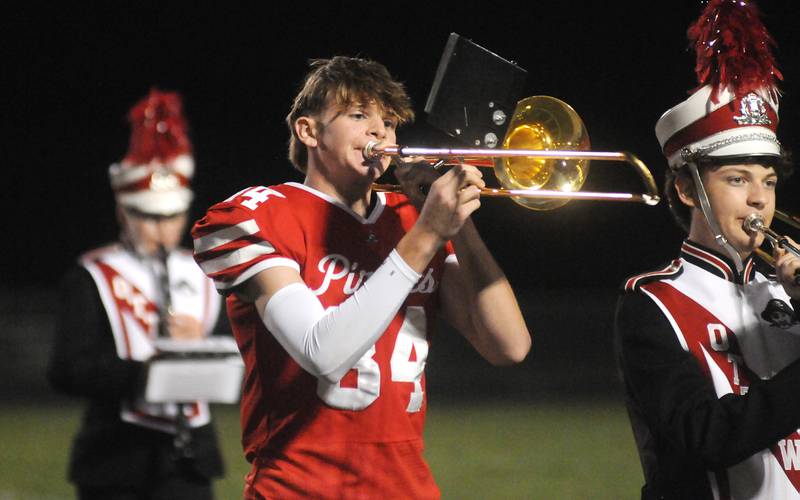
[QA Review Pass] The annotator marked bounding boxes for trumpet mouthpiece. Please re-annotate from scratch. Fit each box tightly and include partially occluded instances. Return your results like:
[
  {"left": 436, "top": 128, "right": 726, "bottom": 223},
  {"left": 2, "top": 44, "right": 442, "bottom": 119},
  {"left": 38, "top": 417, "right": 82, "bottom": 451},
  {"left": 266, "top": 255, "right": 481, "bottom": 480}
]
[
  {"left": 363, "top": 141, "right": 381, "bottom": 160},
  {"left": 743, "top": 213, "right": 765, "bottom": 234}
]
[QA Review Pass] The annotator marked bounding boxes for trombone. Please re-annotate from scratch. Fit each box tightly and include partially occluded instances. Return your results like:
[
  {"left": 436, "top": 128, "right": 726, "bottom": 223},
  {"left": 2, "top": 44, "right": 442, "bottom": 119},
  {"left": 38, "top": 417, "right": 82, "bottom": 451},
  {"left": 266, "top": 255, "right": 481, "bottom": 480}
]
[
  {"left": 745, "top": 211, "right": 800, "bottom": 266},
  {"left": 776, "top": 210, "right": 800, "bottom": 230},
  {"left": 367, "top": 96, "right": 661, "bottom": 211}
]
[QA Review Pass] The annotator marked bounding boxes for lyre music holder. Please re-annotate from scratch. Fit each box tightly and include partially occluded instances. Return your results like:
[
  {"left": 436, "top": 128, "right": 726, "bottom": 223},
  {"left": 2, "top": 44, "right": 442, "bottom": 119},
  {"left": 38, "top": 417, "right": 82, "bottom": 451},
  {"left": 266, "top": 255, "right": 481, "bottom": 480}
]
[{"left": 424, "top": 33, "right": 528, "bottom": 148}]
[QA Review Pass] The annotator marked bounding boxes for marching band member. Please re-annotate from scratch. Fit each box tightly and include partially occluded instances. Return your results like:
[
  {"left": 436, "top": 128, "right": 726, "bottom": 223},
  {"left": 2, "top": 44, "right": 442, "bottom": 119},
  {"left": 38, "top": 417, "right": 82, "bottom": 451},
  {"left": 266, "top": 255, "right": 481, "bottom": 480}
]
[
  {"left": 615, "top": 1, "right": 800, "bottom": 498},
  {"left": 192, "top": 56, "right": 531, "bottom": 499},
  {"left": 48, "top": 90, "right": 227, "bottom": 500}
]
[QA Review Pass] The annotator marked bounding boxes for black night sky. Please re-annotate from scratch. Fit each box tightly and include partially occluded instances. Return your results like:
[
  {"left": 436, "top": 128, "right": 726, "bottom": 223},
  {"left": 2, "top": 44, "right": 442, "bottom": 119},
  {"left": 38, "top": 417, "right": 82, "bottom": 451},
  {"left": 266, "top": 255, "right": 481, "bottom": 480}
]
[{"left": 8, "top": 1, "right": 800, "bottom": 292}]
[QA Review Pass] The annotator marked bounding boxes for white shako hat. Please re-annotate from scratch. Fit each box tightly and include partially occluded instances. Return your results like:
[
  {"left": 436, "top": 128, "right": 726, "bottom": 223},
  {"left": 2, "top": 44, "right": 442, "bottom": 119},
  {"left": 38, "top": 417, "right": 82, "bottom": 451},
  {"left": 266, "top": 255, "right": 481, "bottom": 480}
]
[
  {"left": 655, "top": 0, "right": 782, "bottom": 170},
  {"left": 109, "top": 89, "right": 195, "bottom": 216}
]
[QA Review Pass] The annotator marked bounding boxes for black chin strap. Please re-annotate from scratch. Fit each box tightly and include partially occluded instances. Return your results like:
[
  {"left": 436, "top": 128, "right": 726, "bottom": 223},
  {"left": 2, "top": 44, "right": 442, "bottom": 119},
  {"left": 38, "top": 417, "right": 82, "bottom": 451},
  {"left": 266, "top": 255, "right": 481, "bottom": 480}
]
[{"left": 686, "top": 161, "right": 744, "bottom": 273}]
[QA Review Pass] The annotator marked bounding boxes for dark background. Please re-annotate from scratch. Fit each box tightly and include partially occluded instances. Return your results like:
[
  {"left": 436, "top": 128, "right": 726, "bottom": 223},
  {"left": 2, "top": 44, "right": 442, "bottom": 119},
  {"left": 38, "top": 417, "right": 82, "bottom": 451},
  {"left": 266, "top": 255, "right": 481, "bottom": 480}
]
[
  {"left": 4, "top": 2, "right": 800, "bottom": 400},
  {"left": 7, "top": 1, "right": 800, "bottom": 289}
]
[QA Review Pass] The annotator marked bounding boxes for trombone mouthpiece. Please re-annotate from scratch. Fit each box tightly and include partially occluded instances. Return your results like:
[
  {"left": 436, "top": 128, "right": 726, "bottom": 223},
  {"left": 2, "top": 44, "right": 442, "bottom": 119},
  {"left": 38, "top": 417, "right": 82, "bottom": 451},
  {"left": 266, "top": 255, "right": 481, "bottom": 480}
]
[
  {"left": 743, "top": 213, "right": 765, "bottom": 234},
  {"left": 363, "top": 141, "right": 381, "bottom": 160}
]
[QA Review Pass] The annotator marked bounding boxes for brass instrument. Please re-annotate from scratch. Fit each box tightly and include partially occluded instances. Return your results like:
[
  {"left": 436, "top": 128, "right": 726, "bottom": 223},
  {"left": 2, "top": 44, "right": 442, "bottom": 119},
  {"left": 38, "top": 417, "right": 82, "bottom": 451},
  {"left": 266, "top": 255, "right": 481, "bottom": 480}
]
[
  {"left": 156, "top": 245, "right": 193, "bottom": 459},
  {"left": 776, "top": 209, "right": 800, "bottom": 231},
  {"left": 157, "top": 245, "right": 172, "bottom": 338},
  {"left": 744, "top": 211, "right": 800, "bottom": 267},
  {"left": 367, "top": 96, "right": 660, "bottom": 211}
]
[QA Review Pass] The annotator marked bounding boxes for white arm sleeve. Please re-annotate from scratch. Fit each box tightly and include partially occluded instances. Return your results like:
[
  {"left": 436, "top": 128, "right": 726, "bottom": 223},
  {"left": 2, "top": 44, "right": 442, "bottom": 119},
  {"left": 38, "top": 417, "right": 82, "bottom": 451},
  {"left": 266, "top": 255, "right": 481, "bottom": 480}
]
[{"left": 260, "top": 249, "right": 421, "bottom": 383}]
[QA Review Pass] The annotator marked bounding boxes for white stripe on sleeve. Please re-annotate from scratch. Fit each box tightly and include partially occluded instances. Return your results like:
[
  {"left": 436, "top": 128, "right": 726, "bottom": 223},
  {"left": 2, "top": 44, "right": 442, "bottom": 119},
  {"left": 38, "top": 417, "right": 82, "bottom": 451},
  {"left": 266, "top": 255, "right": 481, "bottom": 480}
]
[
  {"left": 199, "top": 241, "right": 276, "bottom": 275},
  {"left": 214, "top": 257, "right": 300, "bottom": 291},
  {"left": 193, "top": 219, "right": 261, "bottom": 254}
]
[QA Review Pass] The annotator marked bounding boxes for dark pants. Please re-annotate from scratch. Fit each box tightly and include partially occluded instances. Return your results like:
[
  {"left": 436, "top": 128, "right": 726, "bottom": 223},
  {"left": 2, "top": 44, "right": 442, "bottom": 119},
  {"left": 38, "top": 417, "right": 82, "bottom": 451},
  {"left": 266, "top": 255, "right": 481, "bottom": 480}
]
[{"left": 77, "top": 468, "right": 214, "bottom": 500}]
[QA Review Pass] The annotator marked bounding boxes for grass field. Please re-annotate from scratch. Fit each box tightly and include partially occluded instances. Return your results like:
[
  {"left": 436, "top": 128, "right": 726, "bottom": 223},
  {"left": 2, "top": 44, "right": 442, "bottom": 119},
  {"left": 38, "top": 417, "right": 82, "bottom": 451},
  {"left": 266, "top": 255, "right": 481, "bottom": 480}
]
[{"left": 0, "top": 400, "right": 643, "bottom": 499}]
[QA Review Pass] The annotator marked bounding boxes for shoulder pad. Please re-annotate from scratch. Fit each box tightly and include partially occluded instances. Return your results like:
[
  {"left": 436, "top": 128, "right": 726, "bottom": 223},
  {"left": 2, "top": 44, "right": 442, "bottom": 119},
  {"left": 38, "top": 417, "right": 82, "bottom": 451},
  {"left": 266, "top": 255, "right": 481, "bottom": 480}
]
[
  {"left": 221, "top": 185, "right": 288, "bottom": 212},
  {"left": 79, "top": 243, "right": 119, "bottom": 265},
  {"left": 623, "top": 259, "right": 683, "bottom": 292}
]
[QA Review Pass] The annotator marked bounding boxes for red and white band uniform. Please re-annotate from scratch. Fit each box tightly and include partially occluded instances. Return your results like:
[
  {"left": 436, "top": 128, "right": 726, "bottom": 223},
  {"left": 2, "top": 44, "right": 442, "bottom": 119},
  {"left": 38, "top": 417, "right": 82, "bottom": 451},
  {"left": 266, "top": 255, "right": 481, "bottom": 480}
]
[
  {"left": 80, "top": 243, "right": 221, "bottom": 432},
  {"left": 621, "top": 240, "right": 800, "bottom": 498},
  {"left": 193, "top": 182, "right": 453, "bottom": 498}
]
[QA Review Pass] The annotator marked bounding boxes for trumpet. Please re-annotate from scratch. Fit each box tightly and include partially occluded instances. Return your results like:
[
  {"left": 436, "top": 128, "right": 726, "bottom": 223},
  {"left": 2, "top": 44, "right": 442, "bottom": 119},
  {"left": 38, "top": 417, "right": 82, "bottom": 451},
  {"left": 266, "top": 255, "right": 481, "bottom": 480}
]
[
  {"left": 367, "top": 96, "right": 660, "bottom": 211},
  {"left": 157, "top": 245, "right": 172, "bottom": 338},
  {"left": 743, "top": 212, "right": 800, "bottom": 265},
  {"left": 156, "top": 245, "right": 193, "bottom": 458}
]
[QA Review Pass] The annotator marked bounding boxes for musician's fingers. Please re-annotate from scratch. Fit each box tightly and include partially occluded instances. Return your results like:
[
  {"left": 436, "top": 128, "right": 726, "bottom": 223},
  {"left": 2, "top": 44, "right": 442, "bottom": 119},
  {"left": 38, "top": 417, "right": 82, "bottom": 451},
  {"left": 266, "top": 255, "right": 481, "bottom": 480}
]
[{"left": 167, "top": 314, "right": 204, "bottom": 340}]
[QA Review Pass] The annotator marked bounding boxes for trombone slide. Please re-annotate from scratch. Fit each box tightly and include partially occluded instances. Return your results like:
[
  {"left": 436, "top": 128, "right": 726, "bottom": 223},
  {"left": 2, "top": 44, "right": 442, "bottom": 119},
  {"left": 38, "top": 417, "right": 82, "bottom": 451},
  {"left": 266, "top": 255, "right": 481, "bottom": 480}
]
[{"left": 365, "top": 142, "right": 660, "bottom": 207}]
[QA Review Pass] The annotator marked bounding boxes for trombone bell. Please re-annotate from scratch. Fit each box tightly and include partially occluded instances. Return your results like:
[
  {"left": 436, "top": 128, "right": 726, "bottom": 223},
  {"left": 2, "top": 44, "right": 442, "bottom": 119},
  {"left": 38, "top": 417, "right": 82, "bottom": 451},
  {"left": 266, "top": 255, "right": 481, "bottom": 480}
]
[
  {"left": 364, "top": 95, "right": 661, "bottom": 210},
  {"left": 496, "top": 96, "right": 591, "bottom": 210}
]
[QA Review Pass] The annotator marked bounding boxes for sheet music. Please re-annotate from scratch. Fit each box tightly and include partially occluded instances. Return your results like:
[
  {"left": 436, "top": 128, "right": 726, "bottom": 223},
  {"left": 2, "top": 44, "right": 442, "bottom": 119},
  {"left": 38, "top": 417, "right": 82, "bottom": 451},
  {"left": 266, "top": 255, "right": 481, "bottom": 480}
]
[{"left": 144, "top": 336, "right": 244, "bottom": 404}]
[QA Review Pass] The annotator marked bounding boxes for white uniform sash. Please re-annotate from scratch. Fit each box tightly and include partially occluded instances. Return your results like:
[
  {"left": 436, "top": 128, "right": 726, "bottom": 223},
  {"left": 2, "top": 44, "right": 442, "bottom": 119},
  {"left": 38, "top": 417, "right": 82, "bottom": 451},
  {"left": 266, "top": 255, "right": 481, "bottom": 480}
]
[
  {"left": 643, "top": 260, "right": 800, "bottom": 498},
  {"left": 80, "top": 243, "right": 221, "bottom": 433}
]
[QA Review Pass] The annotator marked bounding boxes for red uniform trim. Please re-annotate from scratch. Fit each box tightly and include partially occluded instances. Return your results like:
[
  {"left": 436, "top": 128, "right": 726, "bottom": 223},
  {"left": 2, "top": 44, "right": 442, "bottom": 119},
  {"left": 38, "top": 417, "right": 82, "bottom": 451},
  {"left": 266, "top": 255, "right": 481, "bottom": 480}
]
[
  {"left": 624, "top": 259, "right": 682, "bottom": 292},
  {"left": 682, "top": 242, "right": 733, "bottom": 282},
  {"left": 662, "top": 101, "right": 777, "bottom": 158},
  {"left": 115, "top": 171, "right": 191, "bottom": 193}
]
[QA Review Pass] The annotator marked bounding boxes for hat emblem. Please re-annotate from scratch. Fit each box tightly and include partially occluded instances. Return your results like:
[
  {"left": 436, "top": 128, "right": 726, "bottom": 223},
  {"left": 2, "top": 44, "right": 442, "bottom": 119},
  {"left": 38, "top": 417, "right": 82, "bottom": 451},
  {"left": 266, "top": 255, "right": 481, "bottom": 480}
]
[
  {"left": 150, "top": 167, "right": 180, "bottom": 191},
  {"left": 733, "top": 93, "right": 771, "bottom": 126}
]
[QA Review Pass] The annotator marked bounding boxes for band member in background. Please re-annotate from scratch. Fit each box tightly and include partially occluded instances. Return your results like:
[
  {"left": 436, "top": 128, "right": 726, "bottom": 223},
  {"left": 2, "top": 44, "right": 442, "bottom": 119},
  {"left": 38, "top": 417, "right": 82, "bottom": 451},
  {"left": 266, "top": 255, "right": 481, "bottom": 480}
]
[
  {"left": 615, "top": 1, "right": 800, "bottom": 498},
  {"left": 192, "top": 56, "right": 531, "bottom": 499},
  {"left": 48, "top": 90, "right": 227, "bottom": 500}
]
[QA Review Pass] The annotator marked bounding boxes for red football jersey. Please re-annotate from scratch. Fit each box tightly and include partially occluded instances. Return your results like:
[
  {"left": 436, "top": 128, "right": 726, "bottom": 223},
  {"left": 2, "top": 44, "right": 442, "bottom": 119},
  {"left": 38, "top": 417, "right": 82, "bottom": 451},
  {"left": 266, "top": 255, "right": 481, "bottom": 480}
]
[{"left": 193, "top": 182, "right": 453, "bottom": 499}]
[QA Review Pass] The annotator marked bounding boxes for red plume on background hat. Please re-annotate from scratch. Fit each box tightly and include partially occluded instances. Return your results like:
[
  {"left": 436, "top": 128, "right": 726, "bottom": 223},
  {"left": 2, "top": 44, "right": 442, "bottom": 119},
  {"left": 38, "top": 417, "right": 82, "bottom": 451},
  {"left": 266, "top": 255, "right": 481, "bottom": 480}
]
[
  {"left": 655, "top": 0, "right": 783, "bottom": 169},
  {"left": 109, "top": 89, "right": 194, "bottom": 215}
]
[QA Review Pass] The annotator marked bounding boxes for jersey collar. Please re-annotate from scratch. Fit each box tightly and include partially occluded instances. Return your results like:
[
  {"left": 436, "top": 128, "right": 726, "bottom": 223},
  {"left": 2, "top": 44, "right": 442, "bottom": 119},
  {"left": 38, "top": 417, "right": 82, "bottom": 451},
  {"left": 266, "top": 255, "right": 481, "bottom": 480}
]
[
  {"left": 680, "top": 240, "right": 757, "bottom": 284},
  {"left": 285, "top": 182, "right": 386, "bottom": 224}
]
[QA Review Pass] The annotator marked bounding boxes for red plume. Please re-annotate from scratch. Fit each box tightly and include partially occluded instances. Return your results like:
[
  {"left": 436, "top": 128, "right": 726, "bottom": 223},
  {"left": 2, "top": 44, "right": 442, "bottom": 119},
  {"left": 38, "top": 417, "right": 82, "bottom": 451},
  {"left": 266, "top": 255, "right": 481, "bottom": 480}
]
[
  {"left": 687, "top": 0, "right": 782, "bottom": 103},
  {"left": 124, "top": 89, "right": 192, "bottom": 164}
]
